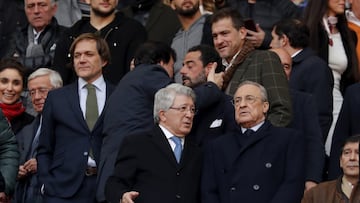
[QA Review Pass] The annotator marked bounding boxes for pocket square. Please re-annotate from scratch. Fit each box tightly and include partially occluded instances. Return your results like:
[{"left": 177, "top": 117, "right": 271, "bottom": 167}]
[{"left": 210, "top": 119, "right": 223, "bottom": 128}]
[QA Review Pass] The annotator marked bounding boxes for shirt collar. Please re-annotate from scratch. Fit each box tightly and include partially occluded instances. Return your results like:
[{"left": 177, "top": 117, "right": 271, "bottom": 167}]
[
  {"left": 241, "top": 121, "right": 264, "bottom": 133},
  {"left": 78, "top": 75, "right": 106, "bottom": 92}
]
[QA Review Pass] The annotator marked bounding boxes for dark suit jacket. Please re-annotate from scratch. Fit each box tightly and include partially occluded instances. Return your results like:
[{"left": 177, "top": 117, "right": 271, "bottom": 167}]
[
  {"left": 105, "top": 125, "right": 202, "bottom": 203},
  {"left": 202, "top": 121, "right": 305, "bottom": 203},
  {"left": 329, "top": 83, "right": 360, "bottom": 179},
  {"left": 289, "top": 90, "right": 325, "bottom": 183},
  {"left": 190, "top": 93, "right": 236, "bottom": 146},
  {"left": 121, "top": 1, "right": 181, "bottom": 45},
  {"left": 15, "top": 116, "right": 42, "bottom": 203},
  {"left": 37, "top": 81, "right": 114, "bottom": 198},
  {"left": 290, "top": 47, "right": 334, "bottom": 141}
]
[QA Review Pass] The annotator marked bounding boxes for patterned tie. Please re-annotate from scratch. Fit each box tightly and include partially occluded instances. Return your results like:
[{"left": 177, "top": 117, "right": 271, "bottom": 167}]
[
  {"left": 170, "top": 136, "right": 182, "bottom": 163},
  {"left": 85, "top": 84, "right": 98, "bottom": 130}
]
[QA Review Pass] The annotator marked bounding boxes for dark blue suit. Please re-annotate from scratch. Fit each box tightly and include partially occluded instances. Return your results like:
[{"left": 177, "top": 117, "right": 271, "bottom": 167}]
[
  {"left": 201, "top": 121, "right": 305, "bottom": 203},
  {"left": 328, "top": 83, "right": 360, "bottom": 179},
  {"left": 37, "top": 81, "right": 114, "bottom": 201},
  {"left": 290, "top": 47, "right": 334, "bottom": 141},
  {"left": 289, "top": 90, "right": 325, "bottom": 183}
]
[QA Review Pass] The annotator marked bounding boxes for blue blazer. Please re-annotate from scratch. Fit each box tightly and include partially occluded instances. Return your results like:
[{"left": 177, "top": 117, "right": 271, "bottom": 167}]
[
  {"left": 289, "top": 90, "right": 325, "bottom": 183},
  {"left": 37, "top": 81, "right": 114, "bottom": 198},
  {"left": 201, "top": 121, "right": 305, "bottom": 203},
  {"left": 290, "top": 47, "right": 334, "bottom": 141},
  {"left": 329, "top": 83, "right": 360, "bottom": 179}
]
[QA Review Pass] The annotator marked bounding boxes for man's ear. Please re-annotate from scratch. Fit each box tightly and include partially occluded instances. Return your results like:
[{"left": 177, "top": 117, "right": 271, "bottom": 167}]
[
  {"left": 204, "top": 62, "right": 214, "bottom": 75},
  {"left": 239, "top": 27, "right": 247, "bottom": 40},
  {"left": 101, "top": 60, "right": 108, "bottom": 68},
  {"left": 280, "top": 35, "right": 290, "bottom": 47}
]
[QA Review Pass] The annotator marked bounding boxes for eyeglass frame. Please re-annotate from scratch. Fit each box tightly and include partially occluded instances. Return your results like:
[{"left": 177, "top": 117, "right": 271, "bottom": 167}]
[
  {"left": 29, "top": 87, "right": 51, "bottom": 97},
  {"left": 169, "top": 105, "right": 197, "bottom": 115}
]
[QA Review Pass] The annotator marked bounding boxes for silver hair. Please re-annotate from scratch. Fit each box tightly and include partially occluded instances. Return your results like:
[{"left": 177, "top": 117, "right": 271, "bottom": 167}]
[
  {"left": 28, "top": 68, "right": 63, "bottom": 89},
  {"left": 24, "top": 0, "right": 57, "bottom": 7},
  {"left": 153, "top": 83, "right": 196, "bottom": 123},
  {"left": 236, "top": 80, "right": 268, "bottom": 102}
]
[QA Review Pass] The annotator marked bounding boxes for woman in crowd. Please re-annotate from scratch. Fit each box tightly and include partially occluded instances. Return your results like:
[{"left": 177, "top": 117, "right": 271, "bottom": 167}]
[
  {"left": 303, "top": 0, "right": 359, "bottom": 156},
  {"left": 0, "top": 58, "right": 34, "bottom": 134}
]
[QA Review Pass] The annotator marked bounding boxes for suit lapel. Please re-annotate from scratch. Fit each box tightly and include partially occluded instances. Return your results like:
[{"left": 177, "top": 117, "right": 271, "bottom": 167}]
[
  {"left": 67, "top": 83, "right": 89, "bottom": 130},
  {"left": 151, "top": 125, "right": 180, "bottom": 167}
]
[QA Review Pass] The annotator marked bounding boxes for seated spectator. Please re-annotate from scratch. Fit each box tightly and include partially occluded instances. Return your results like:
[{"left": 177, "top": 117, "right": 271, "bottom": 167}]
[
  {"left": 55, "top": 0, "right": 91, "bottom": 27},
  {"left": 4, "top": 0, "right": 65, "bottom": 76},
  {"left": 0, "top": 59, "right": 34, "bottom": 134},
  {"left": 302, "top": 135, "right": 360, "bottom": 203},
  {"left": 201, "top": 81, "right": 304, "bottom": 203},
  {"left": 14, "top": 68, "right": 62, "bottom": 203},
  {"left": 105, "top": 83, "right": 202, "bottom": 203}
]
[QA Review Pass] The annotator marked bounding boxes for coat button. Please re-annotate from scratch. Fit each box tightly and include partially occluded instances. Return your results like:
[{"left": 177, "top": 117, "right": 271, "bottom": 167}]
[
  {"left": 265, "top": 162, "right": 272, "bottom": 168},
  {"left": 175, "top": 194, "right": 181, "bottom": 199},
  {"left": 230, "top": 187, "right": 236, "bottom": 191},
  {"left": 176, "top": 172, "right": 180, "bottom": 176},
  {"left": 83, "top": 152, "right": 88, "bottom": 156},
  {"left": 253, "top": 185, "right": 260, "bottom": 190}
]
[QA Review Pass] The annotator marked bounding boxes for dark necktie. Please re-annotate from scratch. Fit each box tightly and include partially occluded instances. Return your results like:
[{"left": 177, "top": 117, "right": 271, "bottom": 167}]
[
  {"left": 243, "top": 129, "right": 255, "bottom": 137},
  {"left": 85, "top": 84, "right": 98, "bottom": 130},
  {"left": 170, "top": 136, "right": 182, "bottom": 163}
]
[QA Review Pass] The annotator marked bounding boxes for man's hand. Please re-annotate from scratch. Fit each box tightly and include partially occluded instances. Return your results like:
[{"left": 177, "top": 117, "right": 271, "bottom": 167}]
[
  {"left": 245, "top": 24, "right": 265, "bottom": 48},
  {"left": 207, "top": 62, "right": 224, "bottom": 89},
  {"left": 17, "top": 165, "right": 28, "bottom": 179},
  {"left": 121, "top": 191, "right": 139, "bottom": 203},
  {"left": 304, "top": 181, "right": 317, "bottom": 192},
  {"left": 23, "top": 158, "right": 37, "bottom": 174},
  {"left": 0, "top": 192, "right": 8, "bottom": 203}
]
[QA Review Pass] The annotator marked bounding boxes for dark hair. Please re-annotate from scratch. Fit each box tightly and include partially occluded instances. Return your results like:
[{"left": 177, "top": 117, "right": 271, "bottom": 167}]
[
  {"left": 69, "top": 32, "right": 111, "bottom": 64},
  {"left": 273, "top": 19, "right": 309, "bottom": 49},
  {"left": 340, "top": 135, "right": 360, "bottom": 155},
  {"left": 303, "top": 0, "right": 359, "bottom": 91},
  {"left": 133, "top": 41, "right": 176, "bottom": 66},
  {"left": 188, "top": 45, "right": 224, "bottom": 72},
  {"left": 0, "top": 58, "right": 26, "bottom": 87},
  {"left": 211, "top": 8, "right": 244, "bottom": 30}
]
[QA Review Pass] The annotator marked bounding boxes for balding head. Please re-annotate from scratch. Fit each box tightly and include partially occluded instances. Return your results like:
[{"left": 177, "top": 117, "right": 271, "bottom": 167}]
[{"left": 270, "top": 48, "right": 292, "bottom": 80}]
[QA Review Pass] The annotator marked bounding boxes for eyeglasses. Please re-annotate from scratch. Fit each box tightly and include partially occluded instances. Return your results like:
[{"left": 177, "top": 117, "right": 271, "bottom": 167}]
[
  {"left": 169, "top": 105, "right": 197, "bottom": 115},
  {"left": 29, "top": 88, "right": 50, "bottom": 97},
  {"left": 231, "top": 95, "right": 263, "bottom": 106}
]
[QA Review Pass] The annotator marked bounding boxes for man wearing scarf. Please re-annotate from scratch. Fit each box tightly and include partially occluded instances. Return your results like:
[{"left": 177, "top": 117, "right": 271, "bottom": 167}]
[{"left": 4, "top": 0, "right": 65, "bottom": 78}]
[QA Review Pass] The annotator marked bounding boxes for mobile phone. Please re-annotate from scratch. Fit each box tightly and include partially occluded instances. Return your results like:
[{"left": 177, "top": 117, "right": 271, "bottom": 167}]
[{"left": 244, "top": 18, "right": 257, "bottom": 32}]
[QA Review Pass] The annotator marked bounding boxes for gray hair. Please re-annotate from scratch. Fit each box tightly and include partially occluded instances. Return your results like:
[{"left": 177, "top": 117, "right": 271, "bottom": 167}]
[
  {"left": 153, "top": 83, "right": 196, "bottom": 123},
  {"left": 24, "top": 0, "right": 57, "bottom": 7},
  {"left": 28, "top": 68, "right": 63, "bottom": 89},
  {"left": 237, "top": 80, "right": 268, "bottom": 102}
]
